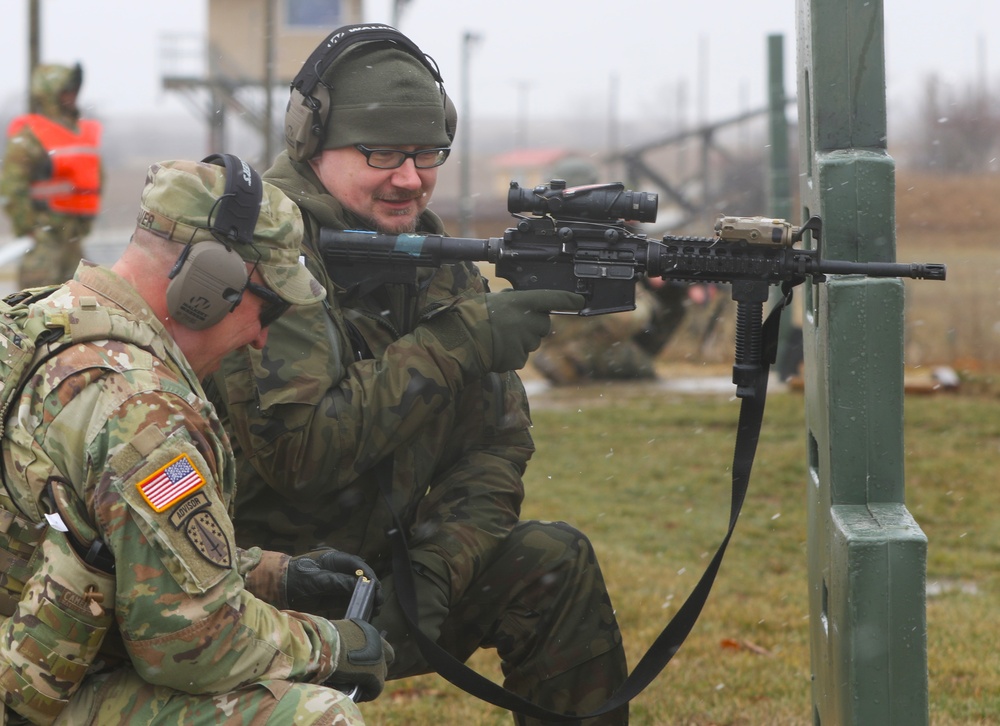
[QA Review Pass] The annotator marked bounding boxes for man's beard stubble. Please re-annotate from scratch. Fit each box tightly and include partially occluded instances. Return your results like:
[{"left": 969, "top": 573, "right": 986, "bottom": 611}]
[
  {"left": 370, "top": 189, "right": 425, "bottom": 235},
  {"left": 372, "top": 216, "right": 419, "bottom": 235}
]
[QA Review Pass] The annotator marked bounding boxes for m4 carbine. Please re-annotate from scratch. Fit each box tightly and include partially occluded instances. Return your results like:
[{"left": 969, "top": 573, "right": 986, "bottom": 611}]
[{"left": 319, "top": 180, "right": 945, "bottom": 397}]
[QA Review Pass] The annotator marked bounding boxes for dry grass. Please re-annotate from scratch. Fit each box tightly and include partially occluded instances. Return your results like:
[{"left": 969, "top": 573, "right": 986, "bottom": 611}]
[
  {"left": 358, "top": 388, "right": 1000, "bottom": 724},
  {"left": 894, "top": 172, "right": 1000, "bottom": 371}
]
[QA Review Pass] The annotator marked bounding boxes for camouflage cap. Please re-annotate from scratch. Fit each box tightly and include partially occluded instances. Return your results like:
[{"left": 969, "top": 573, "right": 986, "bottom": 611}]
[{"left": 136, "top": 159, "right": 325, "bottom": 307}]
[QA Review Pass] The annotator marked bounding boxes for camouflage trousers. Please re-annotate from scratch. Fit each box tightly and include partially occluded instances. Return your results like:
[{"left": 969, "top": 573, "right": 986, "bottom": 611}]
[
  {"left": 18, "top": 223, "right": 86, "bottom": 289},
  {"left": 48, "top": 668, "right": 363, "bottom": 725},
  {"left": 375, "top": 520, "right": 629, "bottom": 726},
  {"left": 532, "top": 339, "right": 657, "bottom": 385}
]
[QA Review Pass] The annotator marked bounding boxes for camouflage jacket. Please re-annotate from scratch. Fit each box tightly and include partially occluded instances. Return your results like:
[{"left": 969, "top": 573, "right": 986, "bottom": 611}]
[
  {"left": 210, "top": 152, "right": 534, "bottom": 601},
  {"left": 0, "top": 262, "right": 341, "bottom": 695}
]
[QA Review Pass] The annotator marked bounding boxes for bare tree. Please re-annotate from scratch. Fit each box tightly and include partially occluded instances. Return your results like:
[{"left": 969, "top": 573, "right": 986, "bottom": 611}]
[{"left": 912, "top": 74, "right": 1000, "bottom": 172}]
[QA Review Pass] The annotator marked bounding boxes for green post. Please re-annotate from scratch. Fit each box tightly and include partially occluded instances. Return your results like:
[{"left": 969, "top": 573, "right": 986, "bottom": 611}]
[
  {"left": 796, "top": 1, "right": 928, "bottom": 724},
  {"left": 766, "top": 34, "right": 801, "bottom": 381},
  {"left": 766, "top": 34, "right": 792, "bottom": 222}
]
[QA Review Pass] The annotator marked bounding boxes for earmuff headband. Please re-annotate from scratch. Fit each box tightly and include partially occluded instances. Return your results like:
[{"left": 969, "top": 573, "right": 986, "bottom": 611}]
[
  {"left": 292, "top": 23, "right": 444, "bottom": 98},
  {"left": 201, "top": 153, "right": 263, "bottom": 246}
]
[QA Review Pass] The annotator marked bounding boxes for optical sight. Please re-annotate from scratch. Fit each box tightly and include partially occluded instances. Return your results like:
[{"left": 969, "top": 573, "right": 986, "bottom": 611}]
[{"left": 507, "top": 180, "right": 658, "bottom": 224}]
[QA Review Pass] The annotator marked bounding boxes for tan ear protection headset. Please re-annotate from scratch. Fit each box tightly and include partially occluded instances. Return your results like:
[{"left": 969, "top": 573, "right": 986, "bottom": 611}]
[
  {"left": 165, "top": 153, "right": 263, "bottom": 330},
  {"left": 283, "top": 23, "right": 456, "bottom": 162}
]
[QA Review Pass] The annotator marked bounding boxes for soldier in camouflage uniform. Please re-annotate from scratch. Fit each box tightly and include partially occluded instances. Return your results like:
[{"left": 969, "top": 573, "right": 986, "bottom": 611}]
[
  {"left": 1, "top": 63, "right": 103, "bottom": 288},
  {"left": 0, "top": 158, "right": 393, "bottom": 725},
  {"left": 532, "top": 278, "right": 690, "bottom": 385},
  {"left": 531, "top": 158, "right": 689, "bottom": 386},
  {"left": 208, "top": 27, "right": 629, "bottom": 725}
]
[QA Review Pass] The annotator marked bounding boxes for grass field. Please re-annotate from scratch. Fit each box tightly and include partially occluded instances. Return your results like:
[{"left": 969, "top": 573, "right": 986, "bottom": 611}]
[{"left": 358, "top": 383, "right": 999, "bottom": 725}]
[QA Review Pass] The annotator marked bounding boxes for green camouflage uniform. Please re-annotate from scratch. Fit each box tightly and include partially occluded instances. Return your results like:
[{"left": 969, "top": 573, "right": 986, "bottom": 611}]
[
  {"left": 0, "top": 65, "right": 102, "bottom": 289},
  {"left": 531, "top": 158, "right": 688, "bottom": 386},
  {"left": 209, "top": 151, "right": 628, "bottom": 725},
  {"left": 532, "top": 282, "right": 688, "bottom": 385},
  {"left": 0, "top": 262, "right": 362, "bottom": 725}
]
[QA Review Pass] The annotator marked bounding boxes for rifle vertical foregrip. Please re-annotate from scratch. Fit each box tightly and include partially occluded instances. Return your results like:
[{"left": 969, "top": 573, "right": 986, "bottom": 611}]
[{"left": 733, "top": 301, "right": 763, "bottom": 399}]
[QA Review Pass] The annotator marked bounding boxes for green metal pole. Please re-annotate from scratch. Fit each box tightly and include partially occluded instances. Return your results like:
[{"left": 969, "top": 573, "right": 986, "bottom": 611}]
[
  {"left": 767, "top": 34, "right": 791, "bottom": 222},
  {"left": 796, "top": 1, "right": 928, "bottom": 724},
  {"left": 766, "top": 34, "right": 802, "bottom": 381},
  {"left": 28, "top": 0, "right": 40, "bottom": 113}
]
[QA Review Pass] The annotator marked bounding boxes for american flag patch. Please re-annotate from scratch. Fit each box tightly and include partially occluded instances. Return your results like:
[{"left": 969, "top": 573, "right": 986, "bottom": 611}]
[{"left": 137, "top": 454, "right": 206, "bottom": 512}]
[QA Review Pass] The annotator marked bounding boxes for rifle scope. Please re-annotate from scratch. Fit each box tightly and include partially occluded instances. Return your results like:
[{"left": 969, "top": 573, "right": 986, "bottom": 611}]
[{"left": 507, "top": 180, "right": 658, "bottom": 224}]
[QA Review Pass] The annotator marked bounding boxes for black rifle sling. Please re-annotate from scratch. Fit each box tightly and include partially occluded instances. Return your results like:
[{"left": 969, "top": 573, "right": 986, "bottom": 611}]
[{"left": 379, "top": 284, "right": 797, "bottom": 720}]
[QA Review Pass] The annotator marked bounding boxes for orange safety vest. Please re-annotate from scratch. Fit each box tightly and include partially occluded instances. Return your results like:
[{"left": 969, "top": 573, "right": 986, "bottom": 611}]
[{"left": 7, "top": 114, "right": 102, "bottom": 216}]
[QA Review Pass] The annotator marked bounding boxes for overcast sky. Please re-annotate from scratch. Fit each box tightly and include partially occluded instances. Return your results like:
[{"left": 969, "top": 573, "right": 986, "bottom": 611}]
[{"left": 1, "top": 0, "right": 997, "bottom": 129}]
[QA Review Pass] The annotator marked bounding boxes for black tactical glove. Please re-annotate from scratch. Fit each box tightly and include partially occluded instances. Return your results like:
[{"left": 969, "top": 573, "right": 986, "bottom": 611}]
[
  {"left": 485, "top": 289, "right": 586, "bottom": 372},
  {"left": 285, "top": 548, "right": 383, "bottom": 616},
  {"left": 327, "top": 618, "right": 395, "bottom": 702}
]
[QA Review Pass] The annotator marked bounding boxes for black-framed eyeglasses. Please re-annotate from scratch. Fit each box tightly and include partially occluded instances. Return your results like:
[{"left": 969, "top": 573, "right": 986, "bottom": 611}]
[
  {"left": 355, "top": 144, "right": 451, "bottom": 170},
  {"left": 245, "top": 280, "right": 291, "bottom": 328}
]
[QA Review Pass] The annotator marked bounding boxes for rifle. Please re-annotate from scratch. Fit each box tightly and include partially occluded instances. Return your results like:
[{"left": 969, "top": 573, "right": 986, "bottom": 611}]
[{"left": 319, "top": 179, "right": 945, "bottom": 398}]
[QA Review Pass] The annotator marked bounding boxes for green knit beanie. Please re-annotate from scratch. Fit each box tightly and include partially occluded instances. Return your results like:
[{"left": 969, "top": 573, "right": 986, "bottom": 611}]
[{"left": 321, "top": 42, "right": 452, "bottom": 149}]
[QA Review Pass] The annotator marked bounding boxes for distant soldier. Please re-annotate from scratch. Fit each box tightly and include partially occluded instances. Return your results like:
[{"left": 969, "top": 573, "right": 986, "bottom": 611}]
[
  {"left": 1, "top": 63, "right": 103, "bottom": 288},
  {"left": 531, "top": 157, "right": 689, "bottom": 385},
  {"left": 532, "top": 277, "right": 690, "bottom": 385},
  {"left": 0, "top": 156, "right": 390, "bottom": 724}
]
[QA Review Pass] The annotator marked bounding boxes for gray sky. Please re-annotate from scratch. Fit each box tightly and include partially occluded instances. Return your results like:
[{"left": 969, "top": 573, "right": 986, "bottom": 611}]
[{"left": 2, "top": 0, "right": 997, "bottom": 129}]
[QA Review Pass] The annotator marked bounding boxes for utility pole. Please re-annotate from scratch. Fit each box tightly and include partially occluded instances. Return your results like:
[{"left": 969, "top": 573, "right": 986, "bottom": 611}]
[
  {"left": 391, "top": 0, "right": 412, "bottom": 28},
  {"left": 458, "top": 30, "right": 480, "bottom": 237},
  {"left": 697, "top": 35, "right": 710, "bottom": 205},
  {"left": 28, "top": 0, "right": 41, "bottom": 111},
  {"left": 263, "top": 0, "right": 276, "bottom": 165}
]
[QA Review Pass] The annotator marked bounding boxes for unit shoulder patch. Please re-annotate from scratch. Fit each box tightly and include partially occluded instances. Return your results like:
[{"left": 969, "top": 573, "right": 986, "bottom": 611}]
[{"left": 185, "top": 510, "right": 232, "bottom": 567}]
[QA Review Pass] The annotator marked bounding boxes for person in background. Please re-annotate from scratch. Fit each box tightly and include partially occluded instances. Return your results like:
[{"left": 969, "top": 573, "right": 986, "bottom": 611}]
[
  {"left": 0, "top": 157, "right": 390, "bottom": 725},
  {"left": 208, "top": 24, "right": 629, "bottom": 726},
  {"left": 1, "top": 63, "right": 103, "bottom": 288},
  {"left": 531, "top": 157, "right": 690, "bottom": 386}
]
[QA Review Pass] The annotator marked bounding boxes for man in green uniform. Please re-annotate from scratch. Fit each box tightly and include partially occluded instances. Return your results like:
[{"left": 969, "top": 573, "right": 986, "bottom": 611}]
[
  {"left": 209, "top": 25, "right": 628, "bottom": 725},
  {"left": 532, "top": 275, "right": 690, "bottom": 385},
  {"left": 1, "top": 63, "right": 103, "bottom": 288},
  {"left": 0, "top": 157, "right": 391, "bottom": 725}
]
